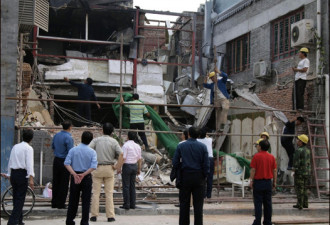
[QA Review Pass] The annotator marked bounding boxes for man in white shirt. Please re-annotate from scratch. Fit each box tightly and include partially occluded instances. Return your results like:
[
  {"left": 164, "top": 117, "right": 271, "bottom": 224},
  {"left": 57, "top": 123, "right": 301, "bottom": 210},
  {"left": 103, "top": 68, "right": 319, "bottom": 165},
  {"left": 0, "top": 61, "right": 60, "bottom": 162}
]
[
  {"left": 120, "top": 132, "right": 142, "bottom": 210},
  {"left": 292, "top": 47, "right": 310, "bottom": 110},
  {"left": 197, "top": 127, "right": 214, "bottom": 198},
  {"left": 6, "top": 129, "right": 35, "bottom": 225}
]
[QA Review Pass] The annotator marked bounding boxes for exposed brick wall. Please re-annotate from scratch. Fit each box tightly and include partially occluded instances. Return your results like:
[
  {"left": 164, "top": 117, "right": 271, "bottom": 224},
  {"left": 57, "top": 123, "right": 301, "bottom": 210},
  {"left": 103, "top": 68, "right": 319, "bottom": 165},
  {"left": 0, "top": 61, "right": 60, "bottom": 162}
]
[{"left": 142, "top": 28, "right": 167, "bottom": 53}]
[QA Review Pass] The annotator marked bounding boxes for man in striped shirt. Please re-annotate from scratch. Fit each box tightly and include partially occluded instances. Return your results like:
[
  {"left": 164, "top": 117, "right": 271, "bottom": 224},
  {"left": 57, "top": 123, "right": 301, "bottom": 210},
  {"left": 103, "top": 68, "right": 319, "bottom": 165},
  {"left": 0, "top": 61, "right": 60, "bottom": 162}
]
[{"left": 124, "top": 94, "right": 150, "bottom": 150}]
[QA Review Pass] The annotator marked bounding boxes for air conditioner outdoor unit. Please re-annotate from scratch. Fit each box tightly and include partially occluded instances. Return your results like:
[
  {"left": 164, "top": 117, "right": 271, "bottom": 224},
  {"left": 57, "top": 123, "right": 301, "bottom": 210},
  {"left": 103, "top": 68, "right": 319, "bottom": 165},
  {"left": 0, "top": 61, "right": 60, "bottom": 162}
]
[
  {"left": 253, "top": 61, "right": 268, "bottom": 78},
  {"left": 19, "top": 0, "right": 49, "bottom": 33},
  {"left": 291, "top": 19, "right": 314, "bottom": 48}
]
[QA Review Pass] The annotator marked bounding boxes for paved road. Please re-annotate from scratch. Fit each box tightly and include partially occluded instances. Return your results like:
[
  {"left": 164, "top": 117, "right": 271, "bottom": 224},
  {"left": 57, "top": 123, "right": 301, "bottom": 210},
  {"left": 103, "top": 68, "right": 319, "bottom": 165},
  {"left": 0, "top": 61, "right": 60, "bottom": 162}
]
[{"left": 2, "top": 214, "right": 327, "bottom": 225}]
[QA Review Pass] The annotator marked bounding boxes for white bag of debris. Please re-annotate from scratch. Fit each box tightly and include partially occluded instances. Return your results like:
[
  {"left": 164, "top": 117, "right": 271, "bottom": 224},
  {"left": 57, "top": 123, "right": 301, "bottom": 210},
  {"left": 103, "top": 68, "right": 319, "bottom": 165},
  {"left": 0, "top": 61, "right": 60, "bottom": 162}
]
[{"left": 42, "top": 182, "right": 52, "bottom": 198}]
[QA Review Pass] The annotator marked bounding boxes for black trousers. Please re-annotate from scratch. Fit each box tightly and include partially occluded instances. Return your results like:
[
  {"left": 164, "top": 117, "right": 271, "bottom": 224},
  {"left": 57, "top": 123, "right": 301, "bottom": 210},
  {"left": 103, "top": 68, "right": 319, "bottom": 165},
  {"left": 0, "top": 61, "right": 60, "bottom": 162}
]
[
  {"left": 52, "top": 157, "right": 70, "bottom": 208},
  {"left": 66, "top": 173, "right": 92, "bottom": 225},
  {"left": 252, "top": 179, "right": 272, "bottom": 225},
  {"left": 122, "top": 163, "right": 137, "bottom": 208},
  {"left": 293, "top": 79, "right": 306, "bottom": 110},
  {"left": 77, "top": 103, "right": 91, "bottom": 125},
  {"left": 130, "top": 123, "right": 149, "bottom": 148},
  {"left": 205, "top": 158, "right": 214, "bottom": 198},
  {"left": 8, "top": 169, "right": 28, "bottom": 225},
  {"left": 280, "top": 136, "right": 295, "bottom": 168},
  {"left": 179, "top": 171, "right": 205, "bottom": 225}
]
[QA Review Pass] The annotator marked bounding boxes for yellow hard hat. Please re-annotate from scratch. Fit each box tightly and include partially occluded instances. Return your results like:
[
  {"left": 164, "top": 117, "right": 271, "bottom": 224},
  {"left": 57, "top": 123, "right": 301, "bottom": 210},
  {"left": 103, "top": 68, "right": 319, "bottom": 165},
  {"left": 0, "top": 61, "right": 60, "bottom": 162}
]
[
  {"left": 260, "top": 132, "right": 270, "bottom": 139},
  {"left": 255, "top": 138, "right": 264, "bottom": 145},
  {"left": 299, "top": 47, "right": 309, "bottom": 53},
  {"left": 297, "top": 134, "right": 308, "bottom": 144},
  {"left": 208, "top": 71, "right": 216, "bottom": 78}
]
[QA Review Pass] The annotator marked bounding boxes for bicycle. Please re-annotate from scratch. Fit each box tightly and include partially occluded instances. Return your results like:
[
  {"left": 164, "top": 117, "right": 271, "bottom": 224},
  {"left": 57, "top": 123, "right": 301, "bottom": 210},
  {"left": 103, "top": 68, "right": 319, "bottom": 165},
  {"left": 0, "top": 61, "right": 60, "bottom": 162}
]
[{"left": 1, "top": 173, "right": 35, "bottom": 217}]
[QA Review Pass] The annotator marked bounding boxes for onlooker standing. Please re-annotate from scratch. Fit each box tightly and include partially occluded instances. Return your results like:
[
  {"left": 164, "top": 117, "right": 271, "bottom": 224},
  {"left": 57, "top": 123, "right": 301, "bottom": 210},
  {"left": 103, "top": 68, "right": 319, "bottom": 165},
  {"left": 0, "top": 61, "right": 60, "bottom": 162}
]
[
  {"left": 6, "top": 129, "right": 35, "bottom": 225},
  {"left": 64, "top": 131, "right": 97, "bottom": 225},
  {"left": 172, "top": 127, "right": 210, "bottom": 225},
  {"left": 293, "top": 134, "right": 311, "bottom": 210},
  {"left": 64, "top": 77, "right": 100, "bottom": 125},
  {"left": 197, "top": 127, "right": 214, "bottom": 198},
  {"left": 203, "top": 67, "right": 230, "bottom": 131},
  {"left": 89, "top": 123, "right": 123, "bottom": 222},
  {"left": 122, "top": 94, "right": 150, "bottom": 150},
  {"left": 281, "top": 117, "right": 304, "bottom": 170},
  {"left": 292, "top": 47, "right": 310, "bottom": 110},
  {"left": 120, "top": 132, "right": 142, "bottom": 210},
  {"left": 51, "top": 120, "right": 74, "bottom": 209},
  {"left": 249, "top": 140, "right": 277, "bottom": 225}
]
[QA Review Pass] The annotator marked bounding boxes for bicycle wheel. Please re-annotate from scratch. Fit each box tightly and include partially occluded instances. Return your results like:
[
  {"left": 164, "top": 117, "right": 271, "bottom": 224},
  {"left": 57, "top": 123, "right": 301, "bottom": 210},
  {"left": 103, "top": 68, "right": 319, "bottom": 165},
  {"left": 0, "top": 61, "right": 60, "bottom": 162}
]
[{"left": 1, "top": 186, "right": 35, "bottom": 216}]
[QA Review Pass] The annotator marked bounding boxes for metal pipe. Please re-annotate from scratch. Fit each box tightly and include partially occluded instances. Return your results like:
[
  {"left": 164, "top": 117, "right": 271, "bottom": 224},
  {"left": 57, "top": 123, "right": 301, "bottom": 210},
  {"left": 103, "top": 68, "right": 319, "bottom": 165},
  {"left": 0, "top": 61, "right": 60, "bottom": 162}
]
[
  {"left": 33, "top": 26, "right": 38, "bottom": 57},
  {"left": 133, "top": 9, "right": 139, "bottom": 88},
  {"left": 137, "top": 25, "right": 193, "bottom": 32},
  {"left": 37, "top": 35, "right": 129, "bottom": 45},
  {"left": 17, "top": 33, "right": 24, "bottom": 143},
  {"left": 6, "top": 97, "right": 316, "bottom": 113},
  {"left": 137, "top": 60, "right": 193, "bottom": 67},
  {"left": 191, "top": 13, "right": 196, "bottom": 88},
  {"left": 85, "top": 13, "right": 88, "bottom": 40},
  {"left": 40, "top": 138, "right": 44, "bottom": 186},
  {"left": 119, "top": 34, "right": 123, "bottom": 140},
  {"left": 316, "top": 0, "right": 321, "bottom": 75},
  {"left": 324, "top": 74, "right": 329, "bottom": 190},
  {"left": 35, "top": 54, "right": 129, "bottom": 62},
  {"left": 16, "top": 126, "right": 299, "bottom": 137}
]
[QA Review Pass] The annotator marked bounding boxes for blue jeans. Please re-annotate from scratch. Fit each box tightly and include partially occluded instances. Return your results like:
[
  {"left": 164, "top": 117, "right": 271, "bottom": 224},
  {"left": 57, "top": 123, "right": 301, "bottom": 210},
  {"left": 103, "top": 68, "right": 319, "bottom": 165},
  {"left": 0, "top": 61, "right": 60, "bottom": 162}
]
[{"left": 252, "top": 179, "right": 272, "bottom": 225}]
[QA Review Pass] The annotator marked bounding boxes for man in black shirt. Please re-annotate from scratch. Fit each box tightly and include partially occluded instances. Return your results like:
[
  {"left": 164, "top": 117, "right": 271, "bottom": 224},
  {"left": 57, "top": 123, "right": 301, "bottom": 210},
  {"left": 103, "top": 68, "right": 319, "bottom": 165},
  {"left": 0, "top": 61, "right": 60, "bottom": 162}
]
[
  {"left": 280, "top": 117, "right": 304, "bottom": 170},
  {"left": 172, "top": 127, "right": 210, "bottom": 225},
  {"left": 64, "top": 77, "right": 100, "bottom": 125}
]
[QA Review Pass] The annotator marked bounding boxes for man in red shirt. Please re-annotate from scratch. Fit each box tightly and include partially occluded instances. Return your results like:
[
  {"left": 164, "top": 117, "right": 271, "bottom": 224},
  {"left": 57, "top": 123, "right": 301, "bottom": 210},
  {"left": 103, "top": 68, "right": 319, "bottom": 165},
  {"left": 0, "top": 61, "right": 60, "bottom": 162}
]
[{"left": 249, "top": 140, "right": 277, "bottom": 225}]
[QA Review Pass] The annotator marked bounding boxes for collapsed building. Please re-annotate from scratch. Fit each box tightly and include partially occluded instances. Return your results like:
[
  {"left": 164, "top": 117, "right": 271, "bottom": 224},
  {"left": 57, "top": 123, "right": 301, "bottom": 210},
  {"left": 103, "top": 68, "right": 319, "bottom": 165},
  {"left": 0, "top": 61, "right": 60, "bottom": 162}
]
[{"left": 1, "top": 0, "right": 329, "bottom": 197}]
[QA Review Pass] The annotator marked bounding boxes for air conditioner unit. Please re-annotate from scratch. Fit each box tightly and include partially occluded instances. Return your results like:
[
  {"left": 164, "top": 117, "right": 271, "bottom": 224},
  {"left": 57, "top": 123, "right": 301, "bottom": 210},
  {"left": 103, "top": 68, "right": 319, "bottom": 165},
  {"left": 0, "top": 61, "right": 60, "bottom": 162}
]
[
  {"left": 19, "top": 0, "right": 49, "bottom": 33},
  {"left": 291, "top": 19, "right": 314, "bottom": 47},
  {"left": 253, "top": 61, "right": 268, "bottom": 78}
]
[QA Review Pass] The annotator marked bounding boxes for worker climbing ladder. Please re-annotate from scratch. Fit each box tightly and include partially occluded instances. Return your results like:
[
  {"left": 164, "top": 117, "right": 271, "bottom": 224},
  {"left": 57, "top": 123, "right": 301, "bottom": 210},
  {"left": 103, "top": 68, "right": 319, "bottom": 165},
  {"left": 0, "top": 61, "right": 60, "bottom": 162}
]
[{"left": 307, "top": 119, "right": 330, "bottom": 198}]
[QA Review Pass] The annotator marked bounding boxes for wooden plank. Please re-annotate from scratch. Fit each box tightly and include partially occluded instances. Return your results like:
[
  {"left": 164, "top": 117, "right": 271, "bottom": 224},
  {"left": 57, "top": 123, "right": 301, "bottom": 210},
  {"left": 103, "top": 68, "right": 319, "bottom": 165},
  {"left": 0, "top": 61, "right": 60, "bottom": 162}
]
[
  {"left": 241, "top": 117, "right": 253, "bottom": 157},
  {"left": 230, "top": 119, "right": 241, "bottom": 154}
]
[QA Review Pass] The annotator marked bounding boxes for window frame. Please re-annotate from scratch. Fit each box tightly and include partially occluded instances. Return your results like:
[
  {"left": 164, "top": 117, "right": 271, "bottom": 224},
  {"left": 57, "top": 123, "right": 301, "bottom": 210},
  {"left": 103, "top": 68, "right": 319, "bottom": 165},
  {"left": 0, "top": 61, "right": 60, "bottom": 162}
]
[
  {"left": 271, "top": 8, "right": 304, "bottom": 62},
  {"left": 226, "top": 33, "right": 250, "bottom": 75}
]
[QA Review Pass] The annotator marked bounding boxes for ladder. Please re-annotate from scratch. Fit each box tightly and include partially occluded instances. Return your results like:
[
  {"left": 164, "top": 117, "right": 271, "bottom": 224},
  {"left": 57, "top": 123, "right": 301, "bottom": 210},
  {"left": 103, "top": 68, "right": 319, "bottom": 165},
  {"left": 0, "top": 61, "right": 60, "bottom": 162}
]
[{"left": 307, "top": 119, "right": 330, "bottom": 198}]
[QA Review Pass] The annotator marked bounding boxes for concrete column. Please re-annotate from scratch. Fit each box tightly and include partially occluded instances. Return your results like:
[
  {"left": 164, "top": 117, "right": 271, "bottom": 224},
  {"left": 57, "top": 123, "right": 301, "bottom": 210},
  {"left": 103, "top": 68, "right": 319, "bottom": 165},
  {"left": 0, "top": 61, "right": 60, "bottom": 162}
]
[{"left": 1, "top": 0, "right": 19, "bottom": 192}]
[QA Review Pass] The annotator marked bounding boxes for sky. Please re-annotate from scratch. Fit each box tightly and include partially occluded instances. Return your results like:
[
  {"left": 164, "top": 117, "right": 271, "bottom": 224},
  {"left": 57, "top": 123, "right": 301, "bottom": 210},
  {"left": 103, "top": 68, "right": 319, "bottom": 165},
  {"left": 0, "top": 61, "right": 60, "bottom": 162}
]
[{"left": 133, "top": 0, "right": 207, "bottom": 22}]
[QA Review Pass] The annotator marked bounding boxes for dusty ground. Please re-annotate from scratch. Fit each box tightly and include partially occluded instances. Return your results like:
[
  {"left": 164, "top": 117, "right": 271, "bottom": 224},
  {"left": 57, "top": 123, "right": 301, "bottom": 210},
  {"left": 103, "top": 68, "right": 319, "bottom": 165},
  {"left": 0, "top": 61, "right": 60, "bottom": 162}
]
[{"left": 2, "top": 214, "right": 327, "bottom": 225}]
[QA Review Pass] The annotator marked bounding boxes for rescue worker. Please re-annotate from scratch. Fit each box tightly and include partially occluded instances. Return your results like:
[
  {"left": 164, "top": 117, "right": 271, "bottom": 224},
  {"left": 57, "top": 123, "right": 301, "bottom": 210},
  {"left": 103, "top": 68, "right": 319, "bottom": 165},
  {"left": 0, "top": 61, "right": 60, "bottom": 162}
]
[
  {"left": 292, "top": 47, "right": 310, "bottom": 110},
  {"left": 260, "top": 132, "right": 271, "bottom": 153},
  {"left": 203, "top": 68, "right": 230, "bottom": 132},
  {"left": 293, "top": 134, "right": 311, "bottom": 210},
  {"left": 281, "top": 117, "right": 305, "bottom": 170}
]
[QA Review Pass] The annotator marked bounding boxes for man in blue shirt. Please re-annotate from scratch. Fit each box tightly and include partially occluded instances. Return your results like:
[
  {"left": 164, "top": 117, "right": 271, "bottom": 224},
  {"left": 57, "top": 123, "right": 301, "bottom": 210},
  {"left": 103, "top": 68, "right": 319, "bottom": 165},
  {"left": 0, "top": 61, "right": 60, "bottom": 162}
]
[
  {"left": 203, "top": 67, "right": 230, "bottom": 132},
  {"left": 51, "top": 120, "right": 74, "bottom": 209},
  {"left": 64, "top": 77, "right": 100, "bottom": 125},
  {"left": 64, "top": 131, "right": 98, "bottom": 225},
  {"left": 172, "top": 127, "right": 210, "bottom": 225}
]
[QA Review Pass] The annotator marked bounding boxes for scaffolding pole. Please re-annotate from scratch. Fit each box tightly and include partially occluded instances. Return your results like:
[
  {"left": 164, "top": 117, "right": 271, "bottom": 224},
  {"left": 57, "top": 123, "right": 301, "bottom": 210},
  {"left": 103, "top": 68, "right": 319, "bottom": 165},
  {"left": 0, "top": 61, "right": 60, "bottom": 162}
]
[{"left": 6, "top": 97, "right": 316, "bottom": 114}]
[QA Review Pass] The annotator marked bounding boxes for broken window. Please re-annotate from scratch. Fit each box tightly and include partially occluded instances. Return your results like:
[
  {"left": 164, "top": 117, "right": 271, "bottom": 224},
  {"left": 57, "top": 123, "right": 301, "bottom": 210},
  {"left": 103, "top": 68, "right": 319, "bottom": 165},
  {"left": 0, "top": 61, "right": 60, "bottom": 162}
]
[
  {"left": 226, "top": 33, "right": 250, "bottom": 74},
  {"left": 271, "top": 8, "right": 304, "bottom": 61}
]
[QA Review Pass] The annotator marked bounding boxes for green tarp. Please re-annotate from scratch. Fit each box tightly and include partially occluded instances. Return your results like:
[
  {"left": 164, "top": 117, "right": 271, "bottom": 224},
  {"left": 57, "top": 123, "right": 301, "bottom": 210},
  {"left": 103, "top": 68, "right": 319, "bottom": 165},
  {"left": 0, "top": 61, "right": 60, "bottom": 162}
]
[{"left": 113, "top": 93, "right": 180, "bottom": 157}]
